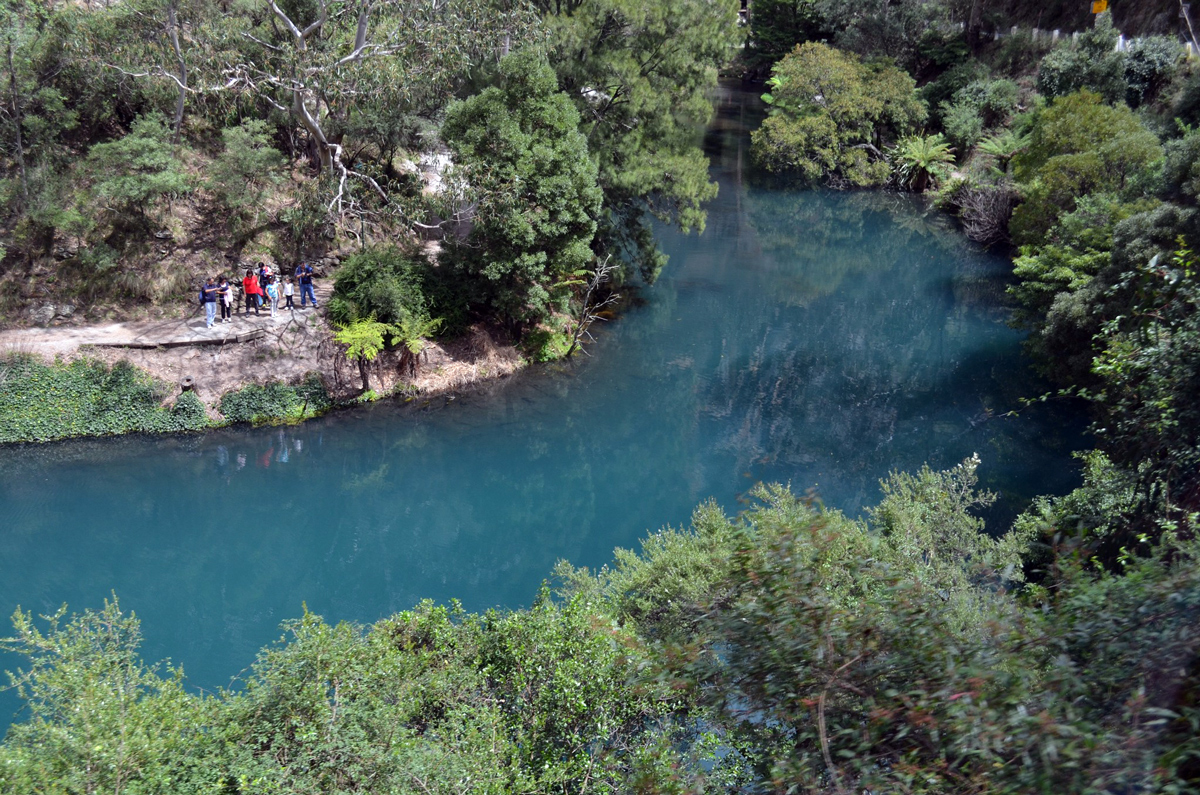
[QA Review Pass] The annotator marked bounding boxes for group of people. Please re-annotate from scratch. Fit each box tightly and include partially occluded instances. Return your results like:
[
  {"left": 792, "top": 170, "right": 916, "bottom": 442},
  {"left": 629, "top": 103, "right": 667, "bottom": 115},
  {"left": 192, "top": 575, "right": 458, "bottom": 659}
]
[{"left": 198, "top": 262, "right": 319, "bottom": 329}]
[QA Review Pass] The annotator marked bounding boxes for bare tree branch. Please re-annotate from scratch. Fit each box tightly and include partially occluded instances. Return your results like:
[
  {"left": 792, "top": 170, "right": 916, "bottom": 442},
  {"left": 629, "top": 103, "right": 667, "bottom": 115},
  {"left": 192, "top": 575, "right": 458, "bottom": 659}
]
[{"left": 566, "top": 257, "right": 620, "bottom": 357}]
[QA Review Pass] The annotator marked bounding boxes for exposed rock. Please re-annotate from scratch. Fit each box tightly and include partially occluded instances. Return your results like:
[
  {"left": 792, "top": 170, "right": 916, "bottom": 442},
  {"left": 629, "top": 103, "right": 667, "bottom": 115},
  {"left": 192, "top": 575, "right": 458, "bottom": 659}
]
[
  {"left": 30, "top": 304, "right": 56, "bottom": 325},
  {"left": 55, "top": 304, "right": 76, "bottom": 320}
]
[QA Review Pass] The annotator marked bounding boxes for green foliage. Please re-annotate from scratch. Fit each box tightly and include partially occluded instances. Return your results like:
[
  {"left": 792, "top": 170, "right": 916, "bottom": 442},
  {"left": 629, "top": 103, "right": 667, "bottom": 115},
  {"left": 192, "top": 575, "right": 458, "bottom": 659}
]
[
  {"left": 1087, "top": 243, "right": 1200, "bottom": 513},
  {"left": 752, "top": 42, "right": 925, "bottom": 185},
  {"left": 938, "top": 78, "right": 1019, "bottom": 152},
  {"left": 1009, "top": 194, "right": 1149, "bottom": 332},
  {"left": 890, "top": 132, "right": 955, "bottom": 192},
  {"left": 1035, "top": 13, "right": 1127, "bottom": 104},
  {"left": 442, "top": 49, "right": 602, "bottom": 331},
  {"left": 554, "top": 499, "right": 739, "bottom": 643},
  {"left": 815, "top": 0, "right": 954, "bottom": 68},
  {"left": 478, "top": 593, "right": 686, "bottom": 791},
  {"left": 1013, "top": 450, "right": 1142, "bottom": 565},
  {"left": 0, "top": 354, "right": 210, "bottom": 443},
  {"left": 520, "top": 326, "right": 572, "bottom": 363},
  {"left": 1010, "top": 91, "right": 1162, "bottom": 246},
  {"left": 3, "top": 464, "right": 1200, "bottom": 794},
  {"left": 206, "top": 119, "right": 286, "bottom": 230},
  {"left": 939, "top": 99, "right": 983, "bottom": 152},
  {"left": 0, "top": 599, "right": 216, "bottom": 795},
  {"left": 217, "top": 373, "right": 330, "bottom": 426},
  {"left": 335, "top": 317, "right": 400, "bottom": 364},
  {"left": 744, "top": 0, "right": 827, "bottom": 73},
  {"left": 920, "top": 59, "right": 988, "bottom": 123},
  {"left": 977, "top": 127, "right": 1030, "bottom": 176},
  {"left": 656, "top": 483, "right": 1048, "bottom": 794},
  {"left": 85, "top": 113, "right": 191, "bottom": 227},
  {"left": 538, "top": 0, "right": 738, "bottom": 282},
  {"left": 328, "top": 244, "right": 431, "bottom": 328},
  {"left": 1124, "top": 35, "right": 1183, "bottom": 108},
  {"left": 1163, "top": 126, "right": 1200, "bottom": 201}
]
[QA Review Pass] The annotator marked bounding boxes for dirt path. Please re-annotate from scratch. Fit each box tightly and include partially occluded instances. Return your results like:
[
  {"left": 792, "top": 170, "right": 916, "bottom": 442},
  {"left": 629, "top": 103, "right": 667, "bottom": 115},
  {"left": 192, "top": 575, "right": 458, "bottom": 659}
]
[{"left": 0, "top": 283, "right": 523, "bottom": 414}]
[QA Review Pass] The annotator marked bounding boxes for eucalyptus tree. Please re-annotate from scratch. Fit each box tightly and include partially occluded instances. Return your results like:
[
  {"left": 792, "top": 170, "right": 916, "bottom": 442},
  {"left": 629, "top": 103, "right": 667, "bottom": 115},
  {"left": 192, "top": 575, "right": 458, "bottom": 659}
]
[{"left": 223, "top": 0, "right": 539, "bottom": 217}]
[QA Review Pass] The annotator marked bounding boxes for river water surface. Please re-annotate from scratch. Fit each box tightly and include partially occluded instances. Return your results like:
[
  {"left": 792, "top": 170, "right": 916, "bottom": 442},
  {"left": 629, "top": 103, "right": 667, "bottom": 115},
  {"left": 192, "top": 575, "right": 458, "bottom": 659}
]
[{"left": 0, "top": 85, "right": 1083, "bottom": 715}]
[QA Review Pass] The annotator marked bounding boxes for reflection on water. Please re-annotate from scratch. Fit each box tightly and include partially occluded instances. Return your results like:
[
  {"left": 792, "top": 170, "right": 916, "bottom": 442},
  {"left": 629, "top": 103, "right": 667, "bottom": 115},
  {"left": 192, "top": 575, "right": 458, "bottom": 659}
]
[{"left": 0, "top": 82, "right": 1084, "bottom": 721}]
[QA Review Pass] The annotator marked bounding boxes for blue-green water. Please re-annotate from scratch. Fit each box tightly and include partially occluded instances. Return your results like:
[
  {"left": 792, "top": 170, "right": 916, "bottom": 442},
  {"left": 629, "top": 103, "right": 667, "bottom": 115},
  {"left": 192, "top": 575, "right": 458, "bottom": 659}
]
[{"left": 0, "top": 84, "right": 1083, "bottom": 718}]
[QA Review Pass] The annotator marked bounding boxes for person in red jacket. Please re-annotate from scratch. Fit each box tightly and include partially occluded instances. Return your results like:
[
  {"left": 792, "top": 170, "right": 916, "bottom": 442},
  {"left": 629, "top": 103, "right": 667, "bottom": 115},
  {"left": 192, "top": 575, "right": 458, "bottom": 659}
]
[{"left": 242, "top": 269, "right": 261, "bottom": 316}]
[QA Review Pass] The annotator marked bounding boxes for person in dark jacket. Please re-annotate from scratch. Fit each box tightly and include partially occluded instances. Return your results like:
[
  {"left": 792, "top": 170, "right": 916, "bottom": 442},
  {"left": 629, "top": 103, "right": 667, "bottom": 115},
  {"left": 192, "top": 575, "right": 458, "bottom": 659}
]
[
  {"left": 201, "top": 276, "right": 219, "bottom": 328},
  {"left": 298, "top": 262, "right": 317, "bottom": 308}
]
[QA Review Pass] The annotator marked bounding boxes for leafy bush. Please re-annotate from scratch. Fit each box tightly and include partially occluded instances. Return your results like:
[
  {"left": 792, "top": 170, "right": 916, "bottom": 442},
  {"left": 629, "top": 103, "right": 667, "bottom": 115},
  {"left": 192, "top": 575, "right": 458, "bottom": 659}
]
[
  {"left": 0, "top": 355, "right": 210, "bottom": 442},
  {"left": 217, "top": 373, "right": 330, "bottom": 425},
  {"left": 1010, "top": 91, "right": 1161, "bottom": 245},
  {"left": 940, "top": 100, "right": 983, "bottom": 151},
  {"left": 752, "top": 42, "right": 925, "bottom": 185},
  {"left": 328, "top": 244, "right": 432, "bottom": 328},
  {"left": 1035, "top": 14, "right": 1126, "bottom": 104},
  {"left": 938, "top": 78, "right": 1019, "bottom": 153},
  {"left": 206, "top": 119, "right": 287, "bottom": 231},
  {"left": 1124, "top": 35, "right": 1183, "bottom": 108},
  {"left": 920, "top": 59, "right": 989, "bottom": 120},
  {"left": 520, "top": 326, "right": 573, "bottom": 363},
  {"left": 84, "top": 113, "right": 191, "bottom": 229},
  {"left": 1163, "top": 127, "right": 1200, "bottom": 200}
]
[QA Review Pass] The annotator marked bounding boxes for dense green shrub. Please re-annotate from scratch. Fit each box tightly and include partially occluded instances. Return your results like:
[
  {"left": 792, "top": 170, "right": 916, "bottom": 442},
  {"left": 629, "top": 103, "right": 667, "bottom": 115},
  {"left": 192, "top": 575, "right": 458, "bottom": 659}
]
[
  {"left": 441, "top": 49, "right": 602, "bottom": 331},
  {"left": 958, "top": 78, "right": 1019, "bottom": 127},
  {"left": 0, "top": 355, "right": 210, "bottom": 443},
  {"left": 752, "top": 42, "right": 925, "bottom": 185},
  {"left": 940, "top": 100, "right": 984, "bottom": 151},
  {"left": 1164, "top": 127, "right": 1200, "bottom": 200},
  {"left": 217, "top": 373, "right": 330, "bottom": 425},
  {"left": 206, "top": 119, "right": 287, "bottom": 232},
  {"left": 84, "top": 113, "right": 192, "bottom": 230},
  {"left": 327, "top": 244, "right": 432, "bottom": 329},
  {"left": 1124, "top": 35, "right": 1183, "bottom": 108},
  {"left": 1009, "top": 91, "right": 1161, "bottom": 245},
  {"left": 1035, "top": 14, "right": 1126, "bottom": 104}
]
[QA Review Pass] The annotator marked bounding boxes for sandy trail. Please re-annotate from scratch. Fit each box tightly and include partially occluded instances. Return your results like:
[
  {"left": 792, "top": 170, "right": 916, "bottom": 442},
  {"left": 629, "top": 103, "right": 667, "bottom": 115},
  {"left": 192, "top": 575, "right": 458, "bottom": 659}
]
[{"left": 0, "top": 284, "right": 522, "bottom": 413}]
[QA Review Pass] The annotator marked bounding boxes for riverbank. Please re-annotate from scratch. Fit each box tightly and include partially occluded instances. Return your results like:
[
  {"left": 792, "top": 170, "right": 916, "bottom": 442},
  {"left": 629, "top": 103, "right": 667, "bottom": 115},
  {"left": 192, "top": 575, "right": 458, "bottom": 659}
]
[{"left": 0, "top": 301, "right": 523, "bottom": 443}]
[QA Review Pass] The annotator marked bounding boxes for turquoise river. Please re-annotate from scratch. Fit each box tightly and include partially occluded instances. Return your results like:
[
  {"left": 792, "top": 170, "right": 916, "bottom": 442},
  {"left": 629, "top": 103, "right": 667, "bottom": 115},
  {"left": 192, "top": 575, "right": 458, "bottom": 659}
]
[{"left": 0, "top": 84, "right": 1084, "bottom": 719}]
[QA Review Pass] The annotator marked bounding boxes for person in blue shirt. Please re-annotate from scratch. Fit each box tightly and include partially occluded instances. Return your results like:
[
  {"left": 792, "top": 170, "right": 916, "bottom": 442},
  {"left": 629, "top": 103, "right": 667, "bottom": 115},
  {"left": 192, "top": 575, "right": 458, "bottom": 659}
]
[
  {"left": 298, "top": 263, "right": 318, "bottom": 308},
  {"left": 265, "top": 275, "right": 280, "bottom": 319}
]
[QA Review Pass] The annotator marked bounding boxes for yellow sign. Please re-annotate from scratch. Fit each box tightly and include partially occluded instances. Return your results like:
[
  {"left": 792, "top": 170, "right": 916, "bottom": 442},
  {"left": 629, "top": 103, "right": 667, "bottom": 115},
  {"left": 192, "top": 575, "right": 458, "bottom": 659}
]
[{"left": 1092, "top": 0, "right": 1108, "bottom": 13}]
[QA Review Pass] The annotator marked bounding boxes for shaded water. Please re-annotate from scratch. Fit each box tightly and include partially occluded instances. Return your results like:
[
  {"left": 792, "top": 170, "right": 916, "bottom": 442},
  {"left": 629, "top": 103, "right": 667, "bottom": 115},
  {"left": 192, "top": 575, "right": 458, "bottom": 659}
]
[{"left": 0, "top": 84, "right": 1083, "bottom": 717}]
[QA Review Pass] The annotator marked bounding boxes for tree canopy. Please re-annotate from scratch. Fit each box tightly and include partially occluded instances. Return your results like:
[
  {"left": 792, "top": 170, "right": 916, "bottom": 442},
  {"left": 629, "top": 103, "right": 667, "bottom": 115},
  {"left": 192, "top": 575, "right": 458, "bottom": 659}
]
[
  {"left": 441, "top": 48, "right": 602, "bottom": 331},
  {"left": 751, "top": 42, "right": 926, "bottom": 185}
]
